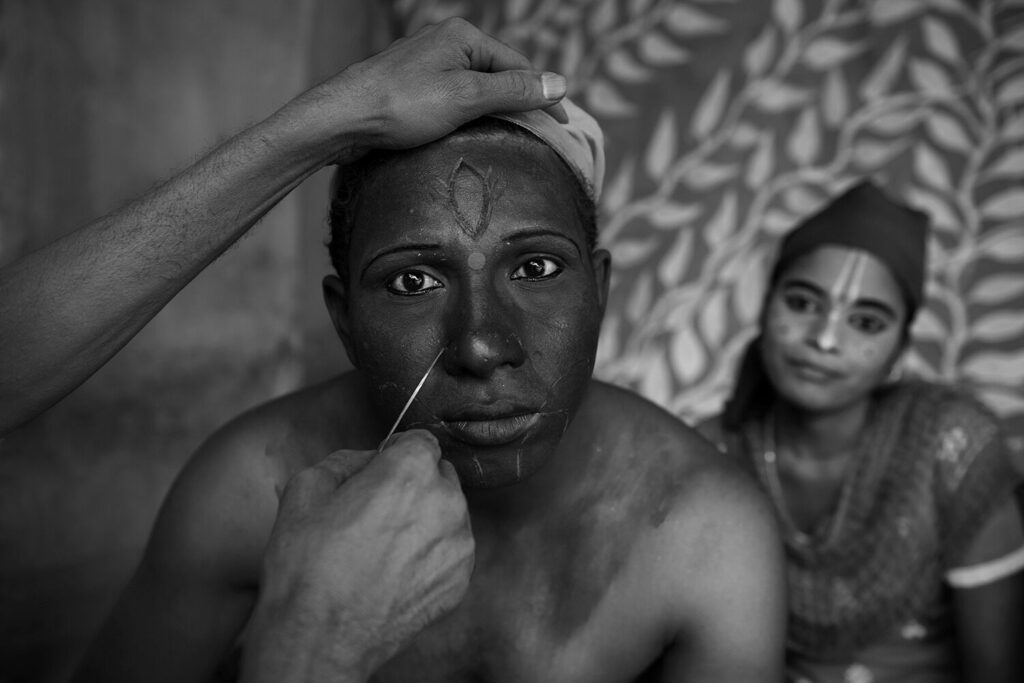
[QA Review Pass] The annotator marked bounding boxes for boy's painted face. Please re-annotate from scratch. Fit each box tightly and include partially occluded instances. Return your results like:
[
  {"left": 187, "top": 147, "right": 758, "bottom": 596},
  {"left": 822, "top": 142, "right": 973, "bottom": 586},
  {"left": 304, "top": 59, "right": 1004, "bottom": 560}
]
[
  {"left": 760, "top": 245, "right": 906, "bottom": 414},
  {"left": 326, "top": 133, "right": 609, "bottom": 488}
]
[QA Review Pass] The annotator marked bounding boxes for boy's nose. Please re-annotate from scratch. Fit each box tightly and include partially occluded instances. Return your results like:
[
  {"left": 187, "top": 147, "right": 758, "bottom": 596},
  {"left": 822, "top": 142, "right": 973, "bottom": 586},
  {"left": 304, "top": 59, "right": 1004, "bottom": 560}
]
[{"left": 444, "top": 299, "right": 526, "bottom": 378}]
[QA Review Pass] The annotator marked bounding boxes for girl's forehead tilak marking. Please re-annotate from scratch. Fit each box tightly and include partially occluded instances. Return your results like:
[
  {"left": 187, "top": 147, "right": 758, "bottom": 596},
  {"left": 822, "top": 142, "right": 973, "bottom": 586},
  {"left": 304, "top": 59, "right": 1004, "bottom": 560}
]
[{"left": 828, "top": 251, "right": 869, "bottom": 304}]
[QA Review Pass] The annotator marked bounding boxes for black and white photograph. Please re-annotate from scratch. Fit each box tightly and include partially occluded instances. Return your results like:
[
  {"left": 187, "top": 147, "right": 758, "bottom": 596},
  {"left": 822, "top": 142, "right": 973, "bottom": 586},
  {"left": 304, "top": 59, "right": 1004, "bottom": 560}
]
[{"left": 1, "top": 1, "right": 1023, "bottom": 681}]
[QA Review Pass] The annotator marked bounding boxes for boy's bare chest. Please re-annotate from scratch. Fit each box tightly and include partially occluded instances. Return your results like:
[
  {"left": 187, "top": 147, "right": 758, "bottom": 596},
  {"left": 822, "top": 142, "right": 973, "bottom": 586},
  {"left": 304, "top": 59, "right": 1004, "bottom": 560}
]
[{"left": 370, "top": 518, "right": 663, "bottom": 683}]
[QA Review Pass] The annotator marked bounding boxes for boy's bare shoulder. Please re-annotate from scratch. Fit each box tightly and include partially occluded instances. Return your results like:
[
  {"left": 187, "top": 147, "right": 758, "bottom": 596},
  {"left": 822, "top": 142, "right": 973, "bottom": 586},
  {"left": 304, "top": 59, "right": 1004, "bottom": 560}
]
[
  {"left": 147, "top": 373, "right": 371, "bottom": 584},
  {"left": 693, "top": 413, "right": 727, "bottom": 450},
  {"left": 580, "top": 379, "right": 772, "bottom": 547},
  {"left": 583, "top": 380, "right": 736, "bottom": 472},
  {"left": 198, "top": 371, "right": 375, "bottom": 478},
  {"left": 575, "top": 382, "right": 784, "bottom": 642}
]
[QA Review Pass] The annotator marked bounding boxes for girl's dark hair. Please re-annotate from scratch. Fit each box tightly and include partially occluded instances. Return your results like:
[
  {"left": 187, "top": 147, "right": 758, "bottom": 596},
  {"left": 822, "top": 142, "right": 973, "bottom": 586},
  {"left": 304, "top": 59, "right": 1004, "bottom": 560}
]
[{"left": 327, "top": 118, "right": 598, "bottom": 285}]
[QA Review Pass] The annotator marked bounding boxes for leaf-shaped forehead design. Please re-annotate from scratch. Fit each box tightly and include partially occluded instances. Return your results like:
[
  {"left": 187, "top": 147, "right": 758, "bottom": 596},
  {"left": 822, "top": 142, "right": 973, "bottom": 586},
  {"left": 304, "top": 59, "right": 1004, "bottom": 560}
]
[{"left": 445, "top": 157, "right": 494, "bottom": 241}]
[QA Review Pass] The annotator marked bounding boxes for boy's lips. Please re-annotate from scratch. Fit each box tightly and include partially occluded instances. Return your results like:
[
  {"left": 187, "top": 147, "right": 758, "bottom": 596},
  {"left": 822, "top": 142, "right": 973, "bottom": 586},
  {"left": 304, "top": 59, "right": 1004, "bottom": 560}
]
[{"left": 440, "top": 412, "right": 542, "bottom": 446}]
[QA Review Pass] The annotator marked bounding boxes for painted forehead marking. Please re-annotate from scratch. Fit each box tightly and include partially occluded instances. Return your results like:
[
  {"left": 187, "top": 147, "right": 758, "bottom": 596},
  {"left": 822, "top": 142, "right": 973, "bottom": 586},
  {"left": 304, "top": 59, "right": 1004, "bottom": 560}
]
[
  {"left": 828, "top": 252, "right": 869, "bottom": 304},
  {"left": 444, "top": 157, "right": 493, "bottom": 240},
  {"left": 468, "top": 251, "right": 486, "bottom": 270}
]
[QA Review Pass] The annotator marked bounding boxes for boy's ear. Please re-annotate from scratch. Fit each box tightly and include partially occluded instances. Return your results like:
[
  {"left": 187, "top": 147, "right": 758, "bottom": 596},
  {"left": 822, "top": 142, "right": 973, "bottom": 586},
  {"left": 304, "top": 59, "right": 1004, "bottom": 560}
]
[{"left": 322, "top": 275, "right": 359, "bottom": 368}]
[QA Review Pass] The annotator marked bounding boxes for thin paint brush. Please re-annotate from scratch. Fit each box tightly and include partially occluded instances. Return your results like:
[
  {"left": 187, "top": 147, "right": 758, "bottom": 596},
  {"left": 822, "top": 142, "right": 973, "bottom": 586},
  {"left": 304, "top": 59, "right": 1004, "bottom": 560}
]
[{"left": 378, "top": 347, "right": 445, "bottom": 451}]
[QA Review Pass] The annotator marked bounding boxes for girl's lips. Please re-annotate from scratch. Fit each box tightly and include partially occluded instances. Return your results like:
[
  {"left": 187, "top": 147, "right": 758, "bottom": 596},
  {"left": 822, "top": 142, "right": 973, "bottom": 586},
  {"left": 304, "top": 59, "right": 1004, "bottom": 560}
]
[
  {"left": 440, "top": 413, "right": 542, "bottom": 446},
  {"left": 788, "top": 358, "right": 841, "bottom": 382}
]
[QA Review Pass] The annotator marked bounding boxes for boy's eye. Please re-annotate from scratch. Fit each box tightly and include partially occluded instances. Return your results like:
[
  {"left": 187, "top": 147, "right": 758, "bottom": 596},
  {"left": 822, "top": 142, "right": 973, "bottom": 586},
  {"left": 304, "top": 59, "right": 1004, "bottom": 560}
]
[
  {"left": 511, "top": 257, "right": 562, "bottom": 281},
  {"left": 387, "top": 270, "right": 443, "bottom": 295},
  {"left": 849, "top": 313, "right": 887, "bottom": 335},
  {"left": 783, "top": 292, "right": 820, "bottom": 314}
]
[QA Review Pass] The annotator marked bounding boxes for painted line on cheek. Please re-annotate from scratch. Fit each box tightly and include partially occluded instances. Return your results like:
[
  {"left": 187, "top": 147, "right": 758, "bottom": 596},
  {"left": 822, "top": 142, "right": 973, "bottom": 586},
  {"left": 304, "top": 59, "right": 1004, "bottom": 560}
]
[{"left": 535, "top": 358, "right": 590, "bottom": 412}]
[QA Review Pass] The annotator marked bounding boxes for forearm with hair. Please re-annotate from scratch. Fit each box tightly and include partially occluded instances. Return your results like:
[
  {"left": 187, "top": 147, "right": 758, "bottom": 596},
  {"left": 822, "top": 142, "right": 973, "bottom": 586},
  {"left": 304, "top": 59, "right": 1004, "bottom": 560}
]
[{"left": 0, "top": 108, "right": 341, "bottom": 437}]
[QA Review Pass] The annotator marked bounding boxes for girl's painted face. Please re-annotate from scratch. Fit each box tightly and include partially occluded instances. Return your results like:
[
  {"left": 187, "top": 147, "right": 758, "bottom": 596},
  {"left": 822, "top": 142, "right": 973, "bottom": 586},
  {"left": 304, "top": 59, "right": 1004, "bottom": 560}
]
[
  {"left": 760, "top": 246, "right": 907, "bottom": 414},
  {"left": 327, "top": 133, "right": 609, "bottom": 489}
]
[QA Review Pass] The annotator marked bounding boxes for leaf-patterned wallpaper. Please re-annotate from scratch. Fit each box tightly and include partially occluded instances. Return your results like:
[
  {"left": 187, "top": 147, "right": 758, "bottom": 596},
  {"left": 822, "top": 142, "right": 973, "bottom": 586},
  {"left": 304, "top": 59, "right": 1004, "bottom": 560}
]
[{"left": 389, "top": 0, "right": 1024, "bottom": 454}]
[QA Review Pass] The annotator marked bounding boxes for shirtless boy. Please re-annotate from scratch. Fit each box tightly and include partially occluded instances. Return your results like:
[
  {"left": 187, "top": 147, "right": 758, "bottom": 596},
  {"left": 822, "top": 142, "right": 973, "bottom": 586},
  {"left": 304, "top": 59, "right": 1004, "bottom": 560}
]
[{"left": 76, "top": 100, "right": 786, "bottom": 682}]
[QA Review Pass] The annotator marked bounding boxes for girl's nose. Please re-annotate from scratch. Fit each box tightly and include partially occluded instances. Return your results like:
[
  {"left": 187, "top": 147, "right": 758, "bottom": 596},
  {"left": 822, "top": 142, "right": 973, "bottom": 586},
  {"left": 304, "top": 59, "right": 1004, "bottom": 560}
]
[{"left": 807, "top": 309, "right": 842, "bottom": 353}]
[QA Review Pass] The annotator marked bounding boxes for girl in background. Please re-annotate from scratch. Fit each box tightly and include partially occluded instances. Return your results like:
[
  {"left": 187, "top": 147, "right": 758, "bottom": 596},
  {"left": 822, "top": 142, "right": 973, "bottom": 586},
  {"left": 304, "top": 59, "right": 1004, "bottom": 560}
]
[{"left": 700, "top": 181, "right": 1024, "bottom": 683}]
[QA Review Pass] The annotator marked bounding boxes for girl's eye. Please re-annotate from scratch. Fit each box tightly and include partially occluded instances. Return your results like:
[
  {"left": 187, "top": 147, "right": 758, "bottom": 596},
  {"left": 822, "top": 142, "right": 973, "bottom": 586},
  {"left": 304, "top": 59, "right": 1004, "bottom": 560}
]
[
  {"left": 511, "top": 257, "right": 562, "bottom": 281},
  {"left": 850, "top": 313, "right": 887, "bottom": 335},
  {"left": 783, "top": 293, "right": 820, "bottom": 314},
  {"left": 387, "top": 270, "right": 443, "bottom": 295}
]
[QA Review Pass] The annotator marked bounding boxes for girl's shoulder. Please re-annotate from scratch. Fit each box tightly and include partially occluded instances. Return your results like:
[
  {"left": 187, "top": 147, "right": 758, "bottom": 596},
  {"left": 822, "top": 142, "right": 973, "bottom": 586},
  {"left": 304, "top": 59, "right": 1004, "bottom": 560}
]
[
  {"left": 882, "top": 380, "right": 1005, "bottom": 471},
  {"left": 884, "top": 379, "right": 1001, "bottom": 429}
]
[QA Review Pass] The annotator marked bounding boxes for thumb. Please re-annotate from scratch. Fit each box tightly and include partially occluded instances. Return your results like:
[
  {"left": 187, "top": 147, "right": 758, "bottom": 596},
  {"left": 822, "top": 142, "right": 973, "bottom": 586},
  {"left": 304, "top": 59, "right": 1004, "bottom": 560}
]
[
  {"left": 461, "top": 70, "right": 567, "bottom": 117},
  {"left": 315, "top": 449, "right": 377, "bottom": 488},
  {"left": 276, "top": 450, "right": 375, "bottom": 508}
]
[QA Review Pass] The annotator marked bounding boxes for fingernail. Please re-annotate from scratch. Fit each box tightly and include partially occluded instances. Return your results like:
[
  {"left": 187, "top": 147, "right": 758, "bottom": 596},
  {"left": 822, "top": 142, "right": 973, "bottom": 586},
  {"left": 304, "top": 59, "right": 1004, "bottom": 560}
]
[{"left": 542, "top": 72, "right": 567, "bottom": 101}]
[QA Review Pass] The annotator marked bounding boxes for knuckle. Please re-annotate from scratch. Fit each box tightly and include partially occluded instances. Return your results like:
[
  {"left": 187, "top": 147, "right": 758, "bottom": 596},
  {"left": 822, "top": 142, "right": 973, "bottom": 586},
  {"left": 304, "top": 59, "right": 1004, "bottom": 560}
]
[
  {"left": 277, "top": 469, "right": 319, "bottom": 508},
  {"left": 447, "top": 489, "right": 470, "bottom": 516},
  {"left": 479, "top": 71, "right": 533, "bottom": 105},
  {"left": 449, "top": 75, "right": 484, "bottom": 107},
  {"left": 454, "top": 547, "right": 475, "bottom": 583},
  {"left": 288, "top": 467, "right": 320, "bottom": 492},
  {"left": 404, "top": 428, "right": 441, "bottom": 451},
  {"left": 389, "top": 428, "right": 440, "bottom": 455},
  {"left": 318, "top": 449, "right": 367, "bottom": 479},
  {"left": 423, "top": 491, "right": 465, "bottom": 529},
  {"left": 446, "top": 499, "right": 473, "bottom": 534},
  {"left": 408, "top": 442, "right": 438, "bottom": 467},
  {"left": 437, "top": 458, "right": 457, "bottom": 482},
  {"left": 379, "top": 431, "right": 445, "bottom": 488},
  {"left": 413, "top": 21, "right": 438, "bottom": 37},
  {"left": 387, "top": 450, "right": 421, "bottom": 478},
  {"left": 510, "top": 71, "right": 533, "bottom": 100},
  {"left": 369, "top": 448, "right": 404, "bottom": 482},
  {"left": 438, "top": 532, "right": 474, "bottom": 569},
  {"left": 459, "top": 529, "right": 475, "bottom": 557},
  {"left": 443, "top": 16, "right": 471, "bottom": 33},
  {"left": 390, "top": 451, "right": 434, "bottom": 483}
]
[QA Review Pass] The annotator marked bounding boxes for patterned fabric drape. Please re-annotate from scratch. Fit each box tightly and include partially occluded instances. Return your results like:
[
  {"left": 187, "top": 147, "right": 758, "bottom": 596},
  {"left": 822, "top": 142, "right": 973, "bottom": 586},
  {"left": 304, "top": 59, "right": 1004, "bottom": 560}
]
[{"left": 390, "top": 0, "right": 1024, "bottom": 454}]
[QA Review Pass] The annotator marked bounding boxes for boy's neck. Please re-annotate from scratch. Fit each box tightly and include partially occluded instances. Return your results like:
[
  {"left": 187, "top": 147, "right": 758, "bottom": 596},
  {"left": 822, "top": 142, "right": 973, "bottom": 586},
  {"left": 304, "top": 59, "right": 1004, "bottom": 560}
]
[{"left": 462, "top": 446, "right": 565, "bottom": 524}]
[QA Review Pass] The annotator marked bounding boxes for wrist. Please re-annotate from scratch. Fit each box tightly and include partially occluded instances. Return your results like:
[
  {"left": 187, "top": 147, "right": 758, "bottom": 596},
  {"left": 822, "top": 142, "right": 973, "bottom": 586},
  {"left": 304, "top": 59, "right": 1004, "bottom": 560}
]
[
  {"left": 241, "top": 590, "right": 371, "bottom": 683},
  {"left": 264, "top": 69, "right": 380, "bottom": 170}
]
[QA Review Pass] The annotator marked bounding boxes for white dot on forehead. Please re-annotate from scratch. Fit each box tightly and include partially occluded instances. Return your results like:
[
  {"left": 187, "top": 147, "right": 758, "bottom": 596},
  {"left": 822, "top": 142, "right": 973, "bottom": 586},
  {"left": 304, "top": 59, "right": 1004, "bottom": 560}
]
[{"left": 468, "top": 252, "right": 486, "bottom": 270}]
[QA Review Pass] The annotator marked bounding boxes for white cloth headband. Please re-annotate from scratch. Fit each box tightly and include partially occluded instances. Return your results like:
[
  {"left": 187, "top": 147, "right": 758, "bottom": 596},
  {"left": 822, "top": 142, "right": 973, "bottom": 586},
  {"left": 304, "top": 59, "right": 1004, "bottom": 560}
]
[{"left": 490, "top": 98, "right": 605, "bottom": 201}]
